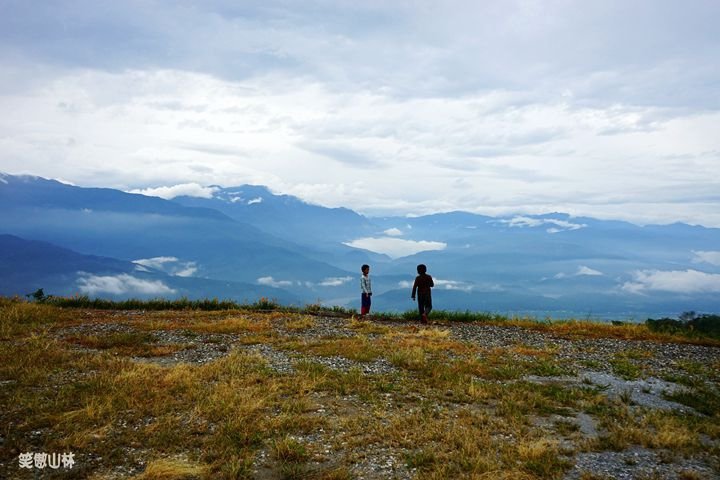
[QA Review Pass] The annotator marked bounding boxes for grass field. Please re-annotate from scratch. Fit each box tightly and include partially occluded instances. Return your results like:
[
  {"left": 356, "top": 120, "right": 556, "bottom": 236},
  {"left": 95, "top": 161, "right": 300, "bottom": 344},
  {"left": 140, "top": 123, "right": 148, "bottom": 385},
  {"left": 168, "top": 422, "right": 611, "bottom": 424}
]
[{"left": 1, "top": 298, "right": 718, "bottom": 479}]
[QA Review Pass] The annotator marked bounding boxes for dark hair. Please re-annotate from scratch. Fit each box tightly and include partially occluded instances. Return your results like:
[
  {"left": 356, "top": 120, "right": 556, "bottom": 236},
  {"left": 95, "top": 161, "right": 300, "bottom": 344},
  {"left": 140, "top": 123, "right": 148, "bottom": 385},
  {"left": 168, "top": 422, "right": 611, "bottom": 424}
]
[
  {"left": 416, "top": 264, "right": 427, "bottom": 274},
  {"left": 361, "top": 264, "right": 370, "bottom": 272}
]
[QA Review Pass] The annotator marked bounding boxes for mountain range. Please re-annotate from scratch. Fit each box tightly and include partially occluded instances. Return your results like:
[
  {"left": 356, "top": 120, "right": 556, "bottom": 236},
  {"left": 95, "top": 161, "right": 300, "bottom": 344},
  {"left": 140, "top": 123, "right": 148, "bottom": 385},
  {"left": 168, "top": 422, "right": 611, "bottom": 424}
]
[{"left": 2, "top": 172, "right": 719, "bottom": 320}]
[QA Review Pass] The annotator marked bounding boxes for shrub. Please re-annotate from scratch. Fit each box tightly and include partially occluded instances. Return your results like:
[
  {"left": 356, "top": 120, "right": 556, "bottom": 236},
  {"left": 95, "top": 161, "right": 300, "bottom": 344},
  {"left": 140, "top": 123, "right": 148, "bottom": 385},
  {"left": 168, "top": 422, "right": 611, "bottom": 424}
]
[{"left": 646, "top": 312, "right": 720, "bottom": 338}]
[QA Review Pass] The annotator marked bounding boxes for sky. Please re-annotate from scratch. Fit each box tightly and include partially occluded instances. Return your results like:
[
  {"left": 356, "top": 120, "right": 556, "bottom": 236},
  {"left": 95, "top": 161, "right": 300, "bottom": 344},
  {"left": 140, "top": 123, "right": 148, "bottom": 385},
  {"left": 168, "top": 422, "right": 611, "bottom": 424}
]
[{"left": 1, "top": 0, "right": 719, "bottom": 226}]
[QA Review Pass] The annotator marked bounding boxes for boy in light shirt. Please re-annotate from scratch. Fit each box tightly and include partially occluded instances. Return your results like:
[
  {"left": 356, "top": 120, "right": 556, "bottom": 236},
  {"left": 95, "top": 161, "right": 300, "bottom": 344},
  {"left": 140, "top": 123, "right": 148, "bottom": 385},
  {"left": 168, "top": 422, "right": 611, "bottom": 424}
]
[{"left": 360, "top": 264, "right": 372, "bottom": 318}]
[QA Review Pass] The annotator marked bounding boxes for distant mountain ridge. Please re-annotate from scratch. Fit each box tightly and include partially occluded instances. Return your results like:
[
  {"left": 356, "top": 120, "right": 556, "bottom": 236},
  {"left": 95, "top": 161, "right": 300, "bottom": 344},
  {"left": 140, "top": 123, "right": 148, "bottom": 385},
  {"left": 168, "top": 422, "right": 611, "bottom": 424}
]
[
  {"left": 0, "top": 173, "right": 230, "bottom": 220},
  {"left": 1, "top": 172, "right": 719, "bottom": 319},
  {"left": 173, "top": 184, "right": 374, "bottom": 247}
]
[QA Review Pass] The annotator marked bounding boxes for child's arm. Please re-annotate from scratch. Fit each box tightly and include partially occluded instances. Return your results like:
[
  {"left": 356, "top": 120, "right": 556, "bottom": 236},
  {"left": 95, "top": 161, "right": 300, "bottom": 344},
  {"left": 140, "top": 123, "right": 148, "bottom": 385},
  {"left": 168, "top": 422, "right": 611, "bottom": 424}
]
[{"left": 411, "top": 277, "right": 418, "bottom": 299}]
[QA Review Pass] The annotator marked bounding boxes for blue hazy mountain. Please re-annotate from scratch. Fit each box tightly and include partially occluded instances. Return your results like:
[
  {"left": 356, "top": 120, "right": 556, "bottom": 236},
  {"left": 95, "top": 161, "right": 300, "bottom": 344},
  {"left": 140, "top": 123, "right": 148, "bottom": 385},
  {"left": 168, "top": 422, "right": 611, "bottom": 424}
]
[
  {"left": 0, "top": 174, "right": 351, "bottom": 291},
  {"left": 0, "top": 234, "right": 300, "bottom": 304},
  {"left": 2, "top": 173, "right": 719, "bottom": 318},
  {"left": 172, "top": 185, "right": 388, "bottom": 271},
  {"left": 173, "top": 185, "right": 373, "bottom": 245}
]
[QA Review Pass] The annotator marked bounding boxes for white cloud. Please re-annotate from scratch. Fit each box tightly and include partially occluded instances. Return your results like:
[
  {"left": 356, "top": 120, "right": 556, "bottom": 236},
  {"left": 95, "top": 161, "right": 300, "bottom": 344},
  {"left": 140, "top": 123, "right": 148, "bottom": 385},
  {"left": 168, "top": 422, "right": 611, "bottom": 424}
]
[
  {"left": 133, "top": 256, "right": 197, "bottom": 277},
  {"left": 133, "top": 256, "right": 179, "bottom": 269},
  {"left": 257, "top": 276, "right": 293, "bottom": 288},
  {"left": 553, "top": 265, "right": 604, "bottom": 279},
  {"left": 435, "top": 279, "right": 474, "bottom": 292},
  {"left": 692, "top": 250, "right": 720, "bottom": 267},
  {"left": 383, "top": 228, "right": 403, "bottom": 236},
  {"left": 344, "top": 237, "right": 446, "bottom": 259},
  {"left": 577, "top": 266, "right": 603, "bottom": 276},
  {"left": 129, "top": 183, "right": 219, "bottom": 200},
  {"left": 502, "top": 216, "right": 587, "bottom": 233},
  {"left": 77, "top": 273, "right": 176, "bottom": 296},
  {"left": 621, "top": 269, "right": 720, "bottom": 294},
  {"left": 1, "top": 3, "right": 719, "bottom": 226},
  {"left": 504, "top": 217, "right": 544, "bottom": 228},
  {"left": 247, "top": 197, "right": 263, "bottom": 205},
  {"left": 318, "top": 276, "right": 353, "bottom": 287},
  {"left": 174, "top": 266, "right": 198, "bottom": 277},
  {"left": 3, "top": 68, "right": 719, "bottom": 226}
]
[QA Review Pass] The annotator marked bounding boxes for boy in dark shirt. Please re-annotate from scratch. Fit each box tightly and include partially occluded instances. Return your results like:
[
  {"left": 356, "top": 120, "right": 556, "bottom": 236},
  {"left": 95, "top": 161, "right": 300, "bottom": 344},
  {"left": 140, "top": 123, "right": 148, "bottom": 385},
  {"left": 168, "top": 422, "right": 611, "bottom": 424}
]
[{"left": 411, "top": 264, "right": 434, "bottom": 324}]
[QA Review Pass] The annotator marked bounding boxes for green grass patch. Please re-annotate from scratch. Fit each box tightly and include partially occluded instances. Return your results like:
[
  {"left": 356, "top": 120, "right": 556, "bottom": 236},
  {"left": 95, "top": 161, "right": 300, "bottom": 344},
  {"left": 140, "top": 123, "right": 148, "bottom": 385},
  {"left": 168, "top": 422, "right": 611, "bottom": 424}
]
[
  {"left": 664, "top": 385, "right": 720, "bottom": 417},
  {"left": 527, "top": 358, "right": 576, "bottom": 377},
  {"left": 405, "top": 448, "right": 437, "bottom": 471},
  {"left": 610, "top": 357, "right": 643, "bottom": 380}
]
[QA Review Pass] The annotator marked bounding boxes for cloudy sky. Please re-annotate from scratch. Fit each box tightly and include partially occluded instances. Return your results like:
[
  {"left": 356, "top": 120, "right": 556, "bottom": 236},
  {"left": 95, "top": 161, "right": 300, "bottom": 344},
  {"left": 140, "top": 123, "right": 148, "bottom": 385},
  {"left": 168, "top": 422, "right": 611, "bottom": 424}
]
[{"left": 1, "top": 0, "right": 719, "bottom": 225}]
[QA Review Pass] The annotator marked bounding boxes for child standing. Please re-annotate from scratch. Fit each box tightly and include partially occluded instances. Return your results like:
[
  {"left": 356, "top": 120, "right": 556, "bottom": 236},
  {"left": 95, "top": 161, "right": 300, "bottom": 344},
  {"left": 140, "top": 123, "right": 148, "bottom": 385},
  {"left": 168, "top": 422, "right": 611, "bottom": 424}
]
[
  {"left": 360, "top": 264, "right": 372, "bottom": 317},
  {"left": 411, "top": 264, "right": 434, "bottom": 323}
]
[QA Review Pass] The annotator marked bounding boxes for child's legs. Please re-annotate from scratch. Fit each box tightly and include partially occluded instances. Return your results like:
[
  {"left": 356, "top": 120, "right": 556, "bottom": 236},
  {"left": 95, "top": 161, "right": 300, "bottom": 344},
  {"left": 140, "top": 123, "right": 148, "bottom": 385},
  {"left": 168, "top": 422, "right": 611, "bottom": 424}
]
[
  {"left": 418, "top": 293, "right": 432, "bottom": 315},
  {"left": 361, "top": 293, "right": 371, "bottom": 315},
  {"left": 424, "top": 295, "right": 432, "bottom": 315}
]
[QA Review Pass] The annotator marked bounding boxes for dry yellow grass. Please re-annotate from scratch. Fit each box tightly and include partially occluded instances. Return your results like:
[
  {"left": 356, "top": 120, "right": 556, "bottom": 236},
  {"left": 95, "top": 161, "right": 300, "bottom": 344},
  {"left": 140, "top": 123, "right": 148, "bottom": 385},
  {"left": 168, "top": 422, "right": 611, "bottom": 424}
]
[
  {"left": 284, "top": 314, "right": 316, "bottom": 331},
  {"left": 511, "top": 344, "right": 556, "bottom": 358},
  {"left": 348, "top": 317, "right": 391, "bottom": 334},
  {"left": 382, "top": 328, "right": 472, "bottom": 358},
  {"left": 499, "top": 317, "right": 720, "bottom": 346},
  {"left": 130, "top": 457, "right": 205, "bottom": 479},
  {"left": 282, "top": 336, "right": 383, "bottom": 362},
  {"left": 1, "top": 300, "right": 718, "bottom": 480},
  {"left": 64, "top": 332, "right": 186, "bottom": 357},
  {"left": 0, "top": 299, "right": 76, "bottom": 339}
]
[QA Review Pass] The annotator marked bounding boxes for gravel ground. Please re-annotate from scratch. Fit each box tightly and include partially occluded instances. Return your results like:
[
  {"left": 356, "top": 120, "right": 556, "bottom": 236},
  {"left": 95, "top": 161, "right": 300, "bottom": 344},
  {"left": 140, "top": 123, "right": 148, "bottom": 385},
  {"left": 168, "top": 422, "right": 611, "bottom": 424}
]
[
  {"left": 446, "top": 322, "right": 720, "bottom": 377},
  {"left": 565, "top": 446, "right": 718, "bottom": 480},
  {"left": 50, "top": 314, "right": 720, "bottom": 479}
]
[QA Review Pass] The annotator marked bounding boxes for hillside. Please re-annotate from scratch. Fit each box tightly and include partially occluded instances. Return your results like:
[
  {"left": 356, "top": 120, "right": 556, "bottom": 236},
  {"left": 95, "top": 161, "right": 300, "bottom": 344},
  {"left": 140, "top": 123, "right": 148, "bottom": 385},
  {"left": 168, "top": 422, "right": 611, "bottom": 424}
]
[{"left": 1, "top": 299, "right": 718, "bottom": 479}]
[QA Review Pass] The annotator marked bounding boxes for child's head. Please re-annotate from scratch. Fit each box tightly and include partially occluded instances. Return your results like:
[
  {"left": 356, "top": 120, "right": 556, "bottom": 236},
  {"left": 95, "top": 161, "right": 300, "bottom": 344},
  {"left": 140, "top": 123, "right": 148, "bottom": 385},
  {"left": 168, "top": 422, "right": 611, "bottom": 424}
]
[
  {"left": 416, "top": 264, "right": 427, "bottom": 274},
  {"left": 361, "top": 264, "right": 370, "bottom": 274}
]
